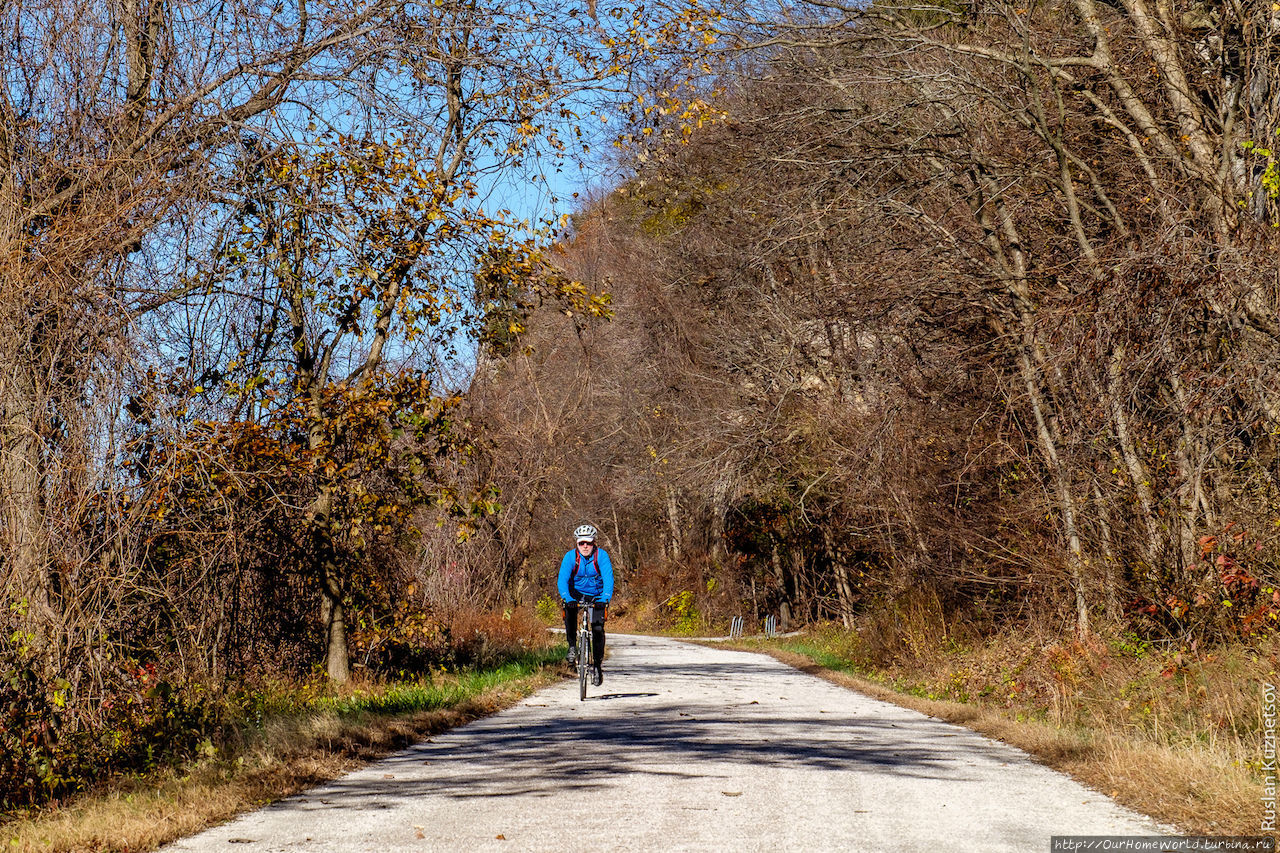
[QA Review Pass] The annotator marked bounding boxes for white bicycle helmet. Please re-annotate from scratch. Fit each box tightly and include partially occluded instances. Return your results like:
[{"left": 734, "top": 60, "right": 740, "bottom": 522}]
[{"left": 574, "top": 523, "right": 598, "bottom": 542}]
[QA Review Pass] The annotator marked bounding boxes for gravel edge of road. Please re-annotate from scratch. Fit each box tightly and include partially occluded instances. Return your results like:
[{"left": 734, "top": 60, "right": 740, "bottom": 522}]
[{"left": 730, "top": 642, "right": 1266, "bottom": 837}]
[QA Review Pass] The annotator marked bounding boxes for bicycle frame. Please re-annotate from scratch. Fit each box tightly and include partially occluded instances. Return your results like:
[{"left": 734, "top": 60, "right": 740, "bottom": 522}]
[{"left": 576, "top": 599, "right": 596, "bottom": 701}]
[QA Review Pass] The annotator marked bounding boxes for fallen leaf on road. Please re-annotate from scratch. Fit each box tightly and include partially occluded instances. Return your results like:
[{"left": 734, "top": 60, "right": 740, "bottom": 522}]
[
  {"left": 722, "top": 791, "right": 742, "bottom": 797},
  {"left": 496, "top": 834, "right": 507, "bottom": 840},
  {"left": 384, "top": 774, "right": 395, "bottom": 779},
  {"left": 228, "top": 839, "right": 255, "bottom": 844},
  {"left": 414, "top": 826, "right": 426, "bottom": 839}
]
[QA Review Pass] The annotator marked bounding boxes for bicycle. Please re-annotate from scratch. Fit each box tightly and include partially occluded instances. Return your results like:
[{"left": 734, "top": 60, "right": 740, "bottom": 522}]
[{"left": 574, "top": 597, "right": 599, "bottom": 701}]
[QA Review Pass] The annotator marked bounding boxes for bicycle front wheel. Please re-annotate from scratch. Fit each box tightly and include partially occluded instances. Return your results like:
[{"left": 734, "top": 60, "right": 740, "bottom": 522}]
[{"left": 577, "top": 621, "right": 590, "bottom": 700}]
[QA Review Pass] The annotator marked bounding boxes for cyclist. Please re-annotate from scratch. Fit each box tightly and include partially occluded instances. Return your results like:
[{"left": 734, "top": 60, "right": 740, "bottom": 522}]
[{"left": 558, "top": 523, "right": 614, "bottom": 686}]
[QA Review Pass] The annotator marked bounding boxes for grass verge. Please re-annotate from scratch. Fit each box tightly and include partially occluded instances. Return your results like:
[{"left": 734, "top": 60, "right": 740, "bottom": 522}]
[
  {"left": 726, "top": 628, "right": 1269, "bottom": 837},
  {"left": 2, "top": 650, "right": 563, "bottom": 853}
]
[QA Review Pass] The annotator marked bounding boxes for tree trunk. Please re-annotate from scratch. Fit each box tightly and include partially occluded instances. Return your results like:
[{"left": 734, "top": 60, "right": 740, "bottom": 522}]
[
  {"left": 824, "top": 527, "right": 855, "bottom": 627},
  {"left": 1161, "top": 339, "right": 1203, "bottom": 580},
  {"left": 1016, "top": 345, "right": 1091, "bottom": 636},
  {"left": 708, "top": 470, "right": 732, "bottom": 567},
  {"left": 772, "top": 543, "right": 793, "bottom": 631},
  {"left": 308, "top": 486, "right": 350, "bottom": 684},
  {"left": 611, "top": 505, "right": 626, "bottom": 580},
  {"left": 322, "top": 570, "right": 350, "bottom": 684},
  {"left": 0, "top": 349, "right": 53, "bottom": 644},
  {"left": 792, "top": 549, "right": 808, "bottom": 623},
  {"left": 1091, "top": 479, "right": 1123, "bottom": 624},
  {"left": 664, "top": 485, "right": 682, "bottom": 561},
  {"left": 1103, "top": 348, "right": 1163, "bottom": 568}
]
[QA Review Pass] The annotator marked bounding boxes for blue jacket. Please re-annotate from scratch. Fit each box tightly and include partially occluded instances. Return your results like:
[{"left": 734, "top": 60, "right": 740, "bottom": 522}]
[{"left": 557, "top": 546, "right": 614, "bottom": 603}]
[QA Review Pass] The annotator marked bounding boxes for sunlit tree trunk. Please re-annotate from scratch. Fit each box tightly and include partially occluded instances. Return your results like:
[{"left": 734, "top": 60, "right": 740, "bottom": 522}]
[
  {"left": 1091, "top": 480, "right": 1123, "bottom": 624},
  {"left": 1102, "top": 348, "right": 1162, "bottom": 569},
  {"left": 1017, "top": 346, "right": 1090, "bottom": 635},
  {"left": 708, "top": 471, "right": 732, "bottom": 567},
  {"left": 307, "top": 484, "right": 349, "bottom": 684},
  {"left": 968, "top": 164, "right": 1091, "bottom": 635},
  {"left": 0, "top": 327, "right": 53, "bottom": 643},
  {"left": 665, "top": 485, "right": 683, "bottom": 561},
  {"left": 824, "top": 527, "right": 855, "bottom": 627}
]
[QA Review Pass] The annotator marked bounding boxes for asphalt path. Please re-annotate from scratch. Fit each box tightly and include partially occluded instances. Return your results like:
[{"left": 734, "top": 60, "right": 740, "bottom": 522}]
[{"left": 166, "top": 634, "right": 1164, "bottom": 852}]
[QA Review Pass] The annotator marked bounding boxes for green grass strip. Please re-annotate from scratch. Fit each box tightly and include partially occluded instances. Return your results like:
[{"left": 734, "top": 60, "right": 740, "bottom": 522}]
[{"left": 314, "top": 648, "right": 562, "bottom": 718}]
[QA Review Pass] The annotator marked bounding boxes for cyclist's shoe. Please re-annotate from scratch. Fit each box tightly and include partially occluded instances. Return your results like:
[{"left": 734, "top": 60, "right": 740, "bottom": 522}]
[
  {"left": 592, "top": 665, "right": 603, "bottom": 686},
  {"left": 565, "top": 647, "right": 578, "bottom": 666}
]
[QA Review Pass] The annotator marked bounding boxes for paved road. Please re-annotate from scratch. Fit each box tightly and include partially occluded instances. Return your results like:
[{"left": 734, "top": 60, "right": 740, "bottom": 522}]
[{"left": 167, "top": 634, "right": 1163, "bottom": 852}]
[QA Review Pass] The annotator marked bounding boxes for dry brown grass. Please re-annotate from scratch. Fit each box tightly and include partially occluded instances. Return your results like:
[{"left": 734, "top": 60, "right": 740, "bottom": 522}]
[
  {"left": 753, "top": 634, "right": 1268, "bottom": 836},
  {"left": 1, "top": 669, "right": 561, "bottom": 853}
]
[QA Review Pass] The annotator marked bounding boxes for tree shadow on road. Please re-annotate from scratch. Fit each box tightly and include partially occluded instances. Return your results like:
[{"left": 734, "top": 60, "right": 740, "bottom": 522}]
[{"left": 263, "top": 648, "right": 1030, "bottom": 813}]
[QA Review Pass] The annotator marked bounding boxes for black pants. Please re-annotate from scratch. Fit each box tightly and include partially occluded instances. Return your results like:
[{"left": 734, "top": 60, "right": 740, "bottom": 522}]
[{"left": 564, "top": 599, "right": 605, "bottom": 667}]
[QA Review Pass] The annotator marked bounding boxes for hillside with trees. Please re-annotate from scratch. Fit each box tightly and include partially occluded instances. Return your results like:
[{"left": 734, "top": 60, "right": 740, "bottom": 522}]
[{"left": 480, "top": 0, "right": 1280, "bottom": 640}]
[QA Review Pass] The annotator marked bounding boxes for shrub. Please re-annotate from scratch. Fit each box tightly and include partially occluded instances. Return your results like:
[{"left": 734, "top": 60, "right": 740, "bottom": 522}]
[
  {"left": 0, "top": 650, "right": 217, "bottom": 813},
  {"left": 445, "top": 607, "right": 551, "bottom": 669},
  {"left": 534, "top": 594, "right": 561, "bottom": 625}
]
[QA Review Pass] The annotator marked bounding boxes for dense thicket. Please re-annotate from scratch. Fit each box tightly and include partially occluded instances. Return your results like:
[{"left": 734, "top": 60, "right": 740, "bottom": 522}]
[
  {"left": 0, "top": 0, "right": 705, "bottom": 809},
  {"left": 470, "top": 0, "right": 1280, "bottom": 640}
]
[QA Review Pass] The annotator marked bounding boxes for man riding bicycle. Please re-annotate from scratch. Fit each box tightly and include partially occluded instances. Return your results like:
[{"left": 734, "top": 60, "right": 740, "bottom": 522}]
[{"left": 558, "top": 524, "right": 614, "bottom": 686}]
